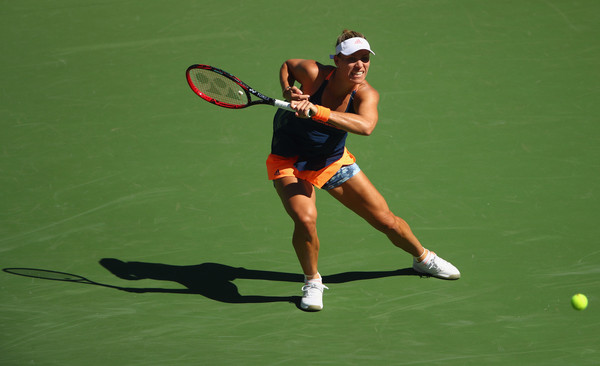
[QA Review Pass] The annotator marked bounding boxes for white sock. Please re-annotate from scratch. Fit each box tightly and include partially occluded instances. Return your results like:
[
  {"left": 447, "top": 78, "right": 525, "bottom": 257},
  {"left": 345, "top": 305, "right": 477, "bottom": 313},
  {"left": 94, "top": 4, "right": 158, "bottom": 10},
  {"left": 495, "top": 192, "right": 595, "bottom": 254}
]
[
  {"left": 304, "top": 273, "right": 322, "bottom": 283},
  {"left": 415, "top": 249, "right": 431, "bottom": 263}
]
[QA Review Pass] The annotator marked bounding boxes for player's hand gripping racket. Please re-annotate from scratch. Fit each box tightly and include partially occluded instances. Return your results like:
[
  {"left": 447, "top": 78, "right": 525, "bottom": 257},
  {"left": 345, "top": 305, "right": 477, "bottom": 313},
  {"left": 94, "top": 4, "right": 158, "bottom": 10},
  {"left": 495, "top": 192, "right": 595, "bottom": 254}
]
[{"left": 186, "top": 64, "right": 310, "bottom": 116}]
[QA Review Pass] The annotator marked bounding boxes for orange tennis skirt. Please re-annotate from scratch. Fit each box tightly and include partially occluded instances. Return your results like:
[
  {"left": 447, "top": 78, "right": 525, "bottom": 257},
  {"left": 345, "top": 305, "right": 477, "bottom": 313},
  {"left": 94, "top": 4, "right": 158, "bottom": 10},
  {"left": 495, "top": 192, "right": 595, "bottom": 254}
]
[{"left": 266, "top": 147, "right": 356, "bottom": 189}]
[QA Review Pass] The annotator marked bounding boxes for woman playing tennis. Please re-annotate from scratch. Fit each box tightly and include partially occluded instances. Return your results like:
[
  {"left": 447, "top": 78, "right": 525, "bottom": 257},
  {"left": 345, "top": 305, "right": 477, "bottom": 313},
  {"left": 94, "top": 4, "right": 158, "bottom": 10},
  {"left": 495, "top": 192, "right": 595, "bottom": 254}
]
[{"left": 267, "top": 30, "right": 460, "bottom": 311}]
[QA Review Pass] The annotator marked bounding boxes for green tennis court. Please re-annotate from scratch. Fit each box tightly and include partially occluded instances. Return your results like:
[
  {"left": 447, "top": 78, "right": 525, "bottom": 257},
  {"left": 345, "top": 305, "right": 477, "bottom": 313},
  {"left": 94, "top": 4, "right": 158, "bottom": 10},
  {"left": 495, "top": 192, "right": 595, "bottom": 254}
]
[{"left": 2, "top": 0, "right": 598, "bottom": 364}]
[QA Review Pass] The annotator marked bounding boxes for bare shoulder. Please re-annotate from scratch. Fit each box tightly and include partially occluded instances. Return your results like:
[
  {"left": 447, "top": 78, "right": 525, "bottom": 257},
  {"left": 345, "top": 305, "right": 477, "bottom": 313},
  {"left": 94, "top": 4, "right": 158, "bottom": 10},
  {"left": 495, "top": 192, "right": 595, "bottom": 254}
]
[
  {"left": 289, "top": 60, "right": 334, "bottom": 94},
  {"left": 355, "top": 82, "right": 380, "bottom": 104},
  {"left": 286, "top": 59, "right": 319, "bottom": 79}
]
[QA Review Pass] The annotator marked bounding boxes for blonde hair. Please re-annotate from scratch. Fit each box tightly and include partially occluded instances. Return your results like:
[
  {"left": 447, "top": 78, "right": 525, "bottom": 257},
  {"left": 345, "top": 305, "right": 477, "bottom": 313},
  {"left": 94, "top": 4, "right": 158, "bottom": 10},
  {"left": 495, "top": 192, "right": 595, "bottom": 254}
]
[{"left": 335, "top": 30, "right": 366, "bottom": 46}]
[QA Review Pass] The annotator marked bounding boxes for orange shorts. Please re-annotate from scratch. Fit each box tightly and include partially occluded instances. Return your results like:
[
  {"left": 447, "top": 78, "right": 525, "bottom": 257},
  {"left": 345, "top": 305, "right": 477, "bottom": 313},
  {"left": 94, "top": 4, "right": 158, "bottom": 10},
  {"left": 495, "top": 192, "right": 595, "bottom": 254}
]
[{"left": 266, "top": 148, "right": 356, "bottom": 189}]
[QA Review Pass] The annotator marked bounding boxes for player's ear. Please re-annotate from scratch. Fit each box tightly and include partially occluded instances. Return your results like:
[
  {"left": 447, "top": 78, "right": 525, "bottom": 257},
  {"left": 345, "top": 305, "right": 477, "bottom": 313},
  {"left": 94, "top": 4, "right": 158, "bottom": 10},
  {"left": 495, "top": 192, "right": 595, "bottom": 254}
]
[{"left": 333, "top": 55, "right": 339, "bottom": 67}]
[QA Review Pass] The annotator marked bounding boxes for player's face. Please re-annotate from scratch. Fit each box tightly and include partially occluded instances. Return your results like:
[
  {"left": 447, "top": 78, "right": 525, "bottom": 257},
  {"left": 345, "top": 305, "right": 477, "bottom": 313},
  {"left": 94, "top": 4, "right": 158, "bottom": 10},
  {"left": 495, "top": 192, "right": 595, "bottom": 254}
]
[{"left": 335, "top": 50, "right": 371, "bottom": 83}]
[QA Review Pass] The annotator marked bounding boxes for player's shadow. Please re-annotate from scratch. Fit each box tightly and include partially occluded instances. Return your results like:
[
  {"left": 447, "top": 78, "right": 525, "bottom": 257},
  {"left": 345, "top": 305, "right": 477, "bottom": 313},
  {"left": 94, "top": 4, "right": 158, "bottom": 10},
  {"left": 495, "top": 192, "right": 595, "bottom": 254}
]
[{"left": 100, "top": 258, "right": 421, "bottom": 308}]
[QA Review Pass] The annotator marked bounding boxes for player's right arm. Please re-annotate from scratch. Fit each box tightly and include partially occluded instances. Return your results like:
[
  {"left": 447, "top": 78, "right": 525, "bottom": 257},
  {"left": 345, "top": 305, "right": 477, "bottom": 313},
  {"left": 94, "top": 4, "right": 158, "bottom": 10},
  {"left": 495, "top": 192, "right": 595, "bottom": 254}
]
[{"left": 280, "top": 59, "right": 321, "bottom": 101}]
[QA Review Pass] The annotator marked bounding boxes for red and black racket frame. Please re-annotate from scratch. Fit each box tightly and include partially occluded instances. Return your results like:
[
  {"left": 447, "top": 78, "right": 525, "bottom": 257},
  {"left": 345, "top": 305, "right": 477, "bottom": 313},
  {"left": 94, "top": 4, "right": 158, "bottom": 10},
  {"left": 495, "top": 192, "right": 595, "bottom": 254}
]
[{"left": 186, "top": 64, "right": 278, "bottom": 109}]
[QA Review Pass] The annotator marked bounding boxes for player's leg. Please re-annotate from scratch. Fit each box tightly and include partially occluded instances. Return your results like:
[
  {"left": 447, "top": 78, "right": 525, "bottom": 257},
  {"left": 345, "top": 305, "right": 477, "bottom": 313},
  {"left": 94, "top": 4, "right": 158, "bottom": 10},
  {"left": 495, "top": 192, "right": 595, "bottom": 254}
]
[
  {"left": 327, "top": 171, "right": 423, "bottom": 255},
  {"left": 274, "top": 176, "right": 320, "bottom": 279},
  {"left": 274, "top": 176, "right": 329, "bottom": 310},
  {"left": 327, "top": 171, "right": 460, "bottom": 279}
]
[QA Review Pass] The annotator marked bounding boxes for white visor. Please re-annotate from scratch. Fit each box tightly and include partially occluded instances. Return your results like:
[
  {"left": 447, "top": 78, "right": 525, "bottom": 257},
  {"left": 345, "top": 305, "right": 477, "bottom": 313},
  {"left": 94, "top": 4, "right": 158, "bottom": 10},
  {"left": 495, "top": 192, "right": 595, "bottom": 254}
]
[{"left": 330, "top": 37, "right": 375, "bottom": 59}]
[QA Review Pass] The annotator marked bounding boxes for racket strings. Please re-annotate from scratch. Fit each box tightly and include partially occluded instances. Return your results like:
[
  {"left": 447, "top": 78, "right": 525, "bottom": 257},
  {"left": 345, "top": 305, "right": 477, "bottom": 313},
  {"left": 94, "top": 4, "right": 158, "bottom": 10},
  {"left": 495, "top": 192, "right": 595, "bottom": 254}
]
[{"left": 190, "top": 69, "right": 247, "bottom": 106}]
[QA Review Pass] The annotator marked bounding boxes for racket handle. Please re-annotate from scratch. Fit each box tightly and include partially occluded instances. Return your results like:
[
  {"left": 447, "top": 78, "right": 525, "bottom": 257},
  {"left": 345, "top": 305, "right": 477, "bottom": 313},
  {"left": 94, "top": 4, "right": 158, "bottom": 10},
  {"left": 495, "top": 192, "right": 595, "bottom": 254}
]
[
  {"left": 274, "top": 99, "right": 313, "bottom": 117},
  {"left": 273, "top": 99, "right": 293, "bottom": 111}
]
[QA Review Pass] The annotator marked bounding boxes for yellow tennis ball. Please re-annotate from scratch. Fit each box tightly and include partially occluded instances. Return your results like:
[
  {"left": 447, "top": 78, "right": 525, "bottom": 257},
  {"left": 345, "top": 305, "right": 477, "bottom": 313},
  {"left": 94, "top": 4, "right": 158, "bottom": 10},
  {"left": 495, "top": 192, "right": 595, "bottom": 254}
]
[{"left": 571, "top": 293, "right": 588, "bottom": 310}]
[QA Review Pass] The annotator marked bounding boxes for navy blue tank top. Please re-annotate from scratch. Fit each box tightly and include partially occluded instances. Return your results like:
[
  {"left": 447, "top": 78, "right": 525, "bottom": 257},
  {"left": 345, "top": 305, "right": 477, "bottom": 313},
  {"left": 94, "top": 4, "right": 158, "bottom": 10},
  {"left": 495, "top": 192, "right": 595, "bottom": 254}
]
[{"left": 270, "top": 72, "right": 356, "bottom": 171}]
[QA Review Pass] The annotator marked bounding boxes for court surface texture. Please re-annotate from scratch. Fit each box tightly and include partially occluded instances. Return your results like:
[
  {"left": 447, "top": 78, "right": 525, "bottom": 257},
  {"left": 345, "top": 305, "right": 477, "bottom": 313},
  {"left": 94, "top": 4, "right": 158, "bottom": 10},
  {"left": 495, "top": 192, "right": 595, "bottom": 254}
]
[{"left": 2, "top": 1, "right": 599, "bottom": 365}]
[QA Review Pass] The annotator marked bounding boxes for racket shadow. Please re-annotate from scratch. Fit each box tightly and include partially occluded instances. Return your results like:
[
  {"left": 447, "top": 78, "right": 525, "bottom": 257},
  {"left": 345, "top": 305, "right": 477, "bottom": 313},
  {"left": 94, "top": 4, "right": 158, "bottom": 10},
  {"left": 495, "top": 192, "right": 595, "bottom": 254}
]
[{"left": 98, "top": 258, "right": 422, "bottom": 307}]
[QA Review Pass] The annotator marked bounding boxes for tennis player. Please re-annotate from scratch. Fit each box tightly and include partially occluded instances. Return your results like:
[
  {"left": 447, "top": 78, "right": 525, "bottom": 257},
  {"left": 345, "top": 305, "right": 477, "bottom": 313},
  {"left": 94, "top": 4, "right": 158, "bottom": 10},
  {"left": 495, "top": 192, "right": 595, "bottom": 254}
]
[{"left": 267, "top": 30, "right": 460, "bottom": 311}]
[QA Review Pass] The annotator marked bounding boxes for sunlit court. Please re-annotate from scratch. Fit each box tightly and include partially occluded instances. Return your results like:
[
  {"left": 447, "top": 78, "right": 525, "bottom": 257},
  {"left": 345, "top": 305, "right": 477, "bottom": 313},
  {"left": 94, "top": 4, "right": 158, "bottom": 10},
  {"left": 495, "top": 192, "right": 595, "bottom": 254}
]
[{"left": 2, "top": 1, "right": 598, "bottom": 364}]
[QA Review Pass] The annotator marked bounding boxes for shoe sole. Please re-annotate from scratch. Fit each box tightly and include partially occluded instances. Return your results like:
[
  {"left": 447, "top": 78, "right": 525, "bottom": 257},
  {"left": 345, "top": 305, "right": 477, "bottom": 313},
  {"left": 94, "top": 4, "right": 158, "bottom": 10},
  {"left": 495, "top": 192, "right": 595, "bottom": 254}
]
[
  {"left": 300, "top": 303, "right": 323, "bottom": 311},
  {"left": 413, "top": 267, "right": 461, "bottom": 280}
]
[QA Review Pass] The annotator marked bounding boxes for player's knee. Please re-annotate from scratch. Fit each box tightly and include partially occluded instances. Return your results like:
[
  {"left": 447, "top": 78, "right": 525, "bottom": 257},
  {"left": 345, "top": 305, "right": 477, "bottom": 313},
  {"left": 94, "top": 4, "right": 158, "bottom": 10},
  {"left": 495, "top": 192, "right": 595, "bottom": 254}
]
[
  {"left": 293, "top": 209, "right": 318, "bottom": 233},
  {"left": 372, "top": 212, "right": 401, "bottom": 234}
]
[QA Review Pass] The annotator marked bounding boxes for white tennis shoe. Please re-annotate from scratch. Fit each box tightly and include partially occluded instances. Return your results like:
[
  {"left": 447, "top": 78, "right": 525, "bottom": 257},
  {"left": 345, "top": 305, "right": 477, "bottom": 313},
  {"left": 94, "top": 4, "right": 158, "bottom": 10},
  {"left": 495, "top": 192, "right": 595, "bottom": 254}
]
[
  {"left": 413, "top": 251, "right": 461, "bottom": 280},
  {"left": 300, "top": 281, "right": 329, "bottom": 311}
]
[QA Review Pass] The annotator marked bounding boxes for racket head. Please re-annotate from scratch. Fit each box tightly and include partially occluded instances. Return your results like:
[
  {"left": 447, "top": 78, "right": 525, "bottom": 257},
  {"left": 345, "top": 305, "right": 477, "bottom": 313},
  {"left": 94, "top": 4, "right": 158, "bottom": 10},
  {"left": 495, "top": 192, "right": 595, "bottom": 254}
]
[
  {"left": 186, "top": 64, "right": 251, "bottom": 109},
  {"left": 3, "top": 268, "right": 90, "bottom": 283}
]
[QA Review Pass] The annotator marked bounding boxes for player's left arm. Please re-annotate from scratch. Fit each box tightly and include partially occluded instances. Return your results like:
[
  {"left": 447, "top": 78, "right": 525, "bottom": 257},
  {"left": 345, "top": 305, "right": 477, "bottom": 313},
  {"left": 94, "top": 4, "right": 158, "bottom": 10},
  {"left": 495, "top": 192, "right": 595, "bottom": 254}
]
[
  {"left": 292, "top": 85, "right": 380, "bottom": 136},
  {"left": 329, "top": 86, "right": 379, "bottom": 135}
]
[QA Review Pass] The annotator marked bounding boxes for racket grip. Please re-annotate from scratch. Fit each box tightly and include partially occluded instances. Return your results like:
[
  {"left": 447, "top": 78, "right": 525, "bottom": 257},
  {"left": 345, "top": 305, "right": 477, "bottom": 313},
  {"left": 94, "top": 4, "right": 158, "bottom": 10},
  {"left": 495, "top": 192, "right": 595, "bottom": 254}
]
[{"left": 274, "top": 99, "right": 313, "bottom": 117}]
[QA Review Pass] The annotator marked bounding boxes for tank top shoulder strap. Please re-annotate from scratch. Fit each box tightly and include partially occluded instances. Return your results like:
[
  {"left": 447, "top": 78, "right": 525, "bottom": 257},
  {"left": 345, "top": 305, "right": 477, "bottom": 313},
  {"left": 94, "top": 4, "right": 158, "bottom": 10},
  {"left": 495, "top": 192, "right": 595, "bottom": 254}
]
[
  {"left": 345, "top": 90, "right": 357, "bottom": 113},
  {"left": 325, "top": 69, "right": 335, "bottom": 80},
  {"left": 310, "top": 68, "right": 335, "bottom": 104}
]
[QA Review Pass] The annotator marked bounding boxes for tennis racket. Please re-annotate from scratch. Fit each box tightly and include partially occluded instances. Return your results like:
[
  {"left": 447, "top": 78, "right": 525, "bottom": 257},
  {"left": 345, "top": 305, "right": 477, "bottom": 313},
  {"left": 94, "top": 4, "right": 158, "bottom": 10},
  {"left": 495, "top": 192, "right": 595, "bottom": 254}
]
[{"left": 186, "top": 64, "right": 304, "bottom": 114}]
